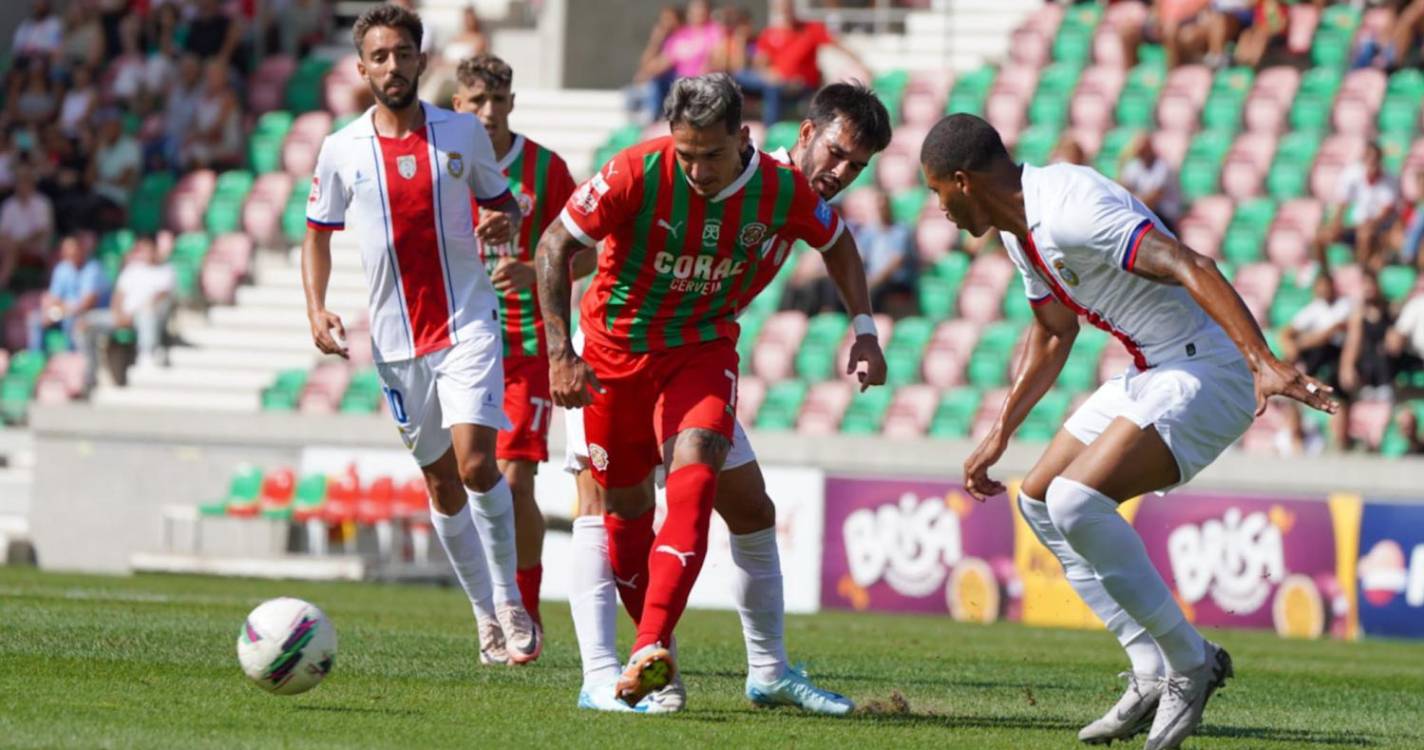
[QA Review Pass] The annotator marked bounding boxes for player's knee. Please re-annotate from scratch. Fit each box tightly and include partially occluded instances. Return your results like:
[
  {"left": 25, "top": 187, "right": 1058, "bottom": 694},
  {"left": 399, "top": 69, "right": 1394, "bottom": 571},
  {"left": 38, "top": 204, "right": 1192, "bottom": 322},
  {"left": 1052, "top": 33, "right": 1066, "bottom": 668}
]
[
  {"left": 670, "top": 429, "right": 730, "bottom": 470},
  {"left": 1045, "top": 476, "right": 1105, "bottom": 540},
  {"left": 457, "top": 453, "right": 501, "bottom": 493}
]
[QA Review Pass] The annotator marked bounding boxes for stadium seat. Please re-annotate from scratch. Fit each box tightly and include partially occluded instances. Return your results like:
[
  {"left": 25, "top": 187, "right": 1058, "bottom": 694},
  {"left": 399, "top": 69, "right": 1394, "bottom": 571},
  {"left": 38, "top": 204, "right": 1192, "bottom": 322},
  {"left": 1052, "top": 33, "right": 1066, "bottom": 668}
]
[
  {"left": 292, "top": 473, "right": 329, "bottom": 524},
  {"left": 947, "top": 65, "right": 996, "bottom": 116},
  {"left": 840, "top": 386, "right": 894, "bottom": 435},
  {"left": 929, "top": 387, "right": 982, "bottom": 439},
  {"left": 882, "top": 384, "right": 938, "bottom": 439},
  {"left": 259, "top": 468, "right": 297, "bottom": 520},
  {"left": 736, "top": 375, "right": 766, "bottom": 427},
  {"left": 797, "top": 380, "right": 853, "bottom": 435},
  {"left": 756, "top": 379, "right": 808, "bottom": 431},
  {"left": 212, "top": 464, "right": 263, "bottom": 517},
  {"left": 248, "top": 55, "right": 298, "bottom": 114},
  {"left": 1380, "top": 266, "right": 1417, "bottom": 303}
]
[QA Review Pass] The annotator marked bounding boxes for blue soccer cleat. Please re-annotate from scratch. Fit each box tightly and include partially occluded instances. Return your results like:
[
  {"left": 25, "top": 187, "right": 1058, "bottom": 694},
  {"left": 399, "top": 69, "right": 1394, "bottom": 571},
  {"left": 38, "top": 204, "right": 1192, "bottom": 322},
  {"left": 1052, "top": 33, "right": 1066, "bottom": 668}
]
[{"left": 745, "top": 665, "right": 855, "bottom": 716}]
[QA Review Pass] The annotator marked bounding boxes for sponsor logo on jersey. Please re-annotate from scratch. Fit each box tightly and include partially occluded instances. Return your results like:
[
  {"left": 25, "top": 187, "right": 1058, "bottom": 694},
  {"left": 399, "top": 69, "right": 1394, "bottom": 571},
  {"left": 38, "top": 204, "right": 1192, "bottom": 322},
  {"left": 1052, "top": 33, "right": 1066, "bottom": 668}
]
[
  {"left": 588, "top": 442, "right": 609, "bottom": 472},
  {"left": 814, "top": 199, "right": 833, "bottom": 229},
  {"left": 1053, "top": 258, "right": 1080, "bottom": 287},
  {"left": 571, "top": 171, "right": 611, "bottom": 215},
  {"left": 739, "top": 222, "right": 768, "bottom": 248},
  {"left": 654, "top": 252, "right": 747, "bottom": 295},
  {"left": 397, "top": 155, "right": 417, "bottom": 180},
  {"left": 447, "top": 152, "right": 465, "bottom": 178}
]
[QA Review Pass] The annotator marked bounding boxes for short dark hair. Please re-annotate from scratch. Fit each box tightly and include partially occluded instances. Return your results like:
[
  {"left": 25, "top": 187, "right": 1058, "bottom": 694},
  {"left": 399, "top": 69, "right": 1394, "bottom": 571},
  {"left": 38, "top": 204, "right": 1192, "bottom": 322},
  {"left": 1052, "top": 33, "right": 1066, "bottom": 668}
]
[
  {"left": 457, "top": 54, "right": 513, "bottom": 91},
  {"left": 807, "top": 82, "right": 892, "bottom": 154},
  {"left": 920, "top": 113, "right": 1011, "bottom": 177},
  {"left": 352, "top": 4, "right": 423, "bottom": 57},
  {"left": 664, "top": 73, "right": 743, "bottom": 134}
]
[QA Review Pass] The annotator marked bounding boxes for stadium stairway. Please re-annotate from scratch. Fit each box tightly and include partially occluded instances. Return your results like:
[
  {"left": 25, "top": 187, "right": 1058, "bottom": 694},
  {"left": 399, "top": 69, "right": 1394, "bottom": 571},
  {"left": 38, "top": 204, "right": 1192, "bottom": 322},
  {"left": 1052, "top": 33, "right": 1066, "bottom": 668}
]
[
  {"left": 508, "top": 88, "right": 628, "bottom": 178},
  {"left": 848, "top": 0, "right": 1042, "bottom": 73}
]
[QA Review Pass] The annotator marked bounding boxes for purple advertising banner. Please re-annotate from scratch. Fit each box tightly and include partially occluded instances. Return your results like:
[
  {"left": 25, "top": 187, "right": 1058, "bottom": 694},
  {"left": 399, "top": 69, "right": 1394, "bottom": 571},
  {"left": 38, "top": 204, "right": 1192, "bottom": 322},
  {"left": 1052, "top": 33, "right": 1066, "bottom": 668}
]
[
  {"left": 1133, "top": 492, "right": 1337, "bottom": 631},
  {"left": 821, "top": 476, "right": 1015, "bottom": 616}
]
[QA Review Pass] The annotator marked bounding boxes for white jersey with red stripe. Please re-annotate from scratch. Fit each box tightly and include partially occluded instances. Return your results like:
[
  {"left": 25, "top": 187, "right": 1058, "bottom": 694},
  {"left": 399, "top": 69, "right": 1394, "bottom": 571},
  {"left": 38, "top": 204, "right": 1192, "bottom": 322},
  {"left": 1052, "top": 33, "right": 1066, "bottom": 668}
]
[
  {"left": 1000, "top": 163, "right": 1234, "bottom": 369},
  {"left": 307, "top": 102, "right": 513, "bottom": 364}
]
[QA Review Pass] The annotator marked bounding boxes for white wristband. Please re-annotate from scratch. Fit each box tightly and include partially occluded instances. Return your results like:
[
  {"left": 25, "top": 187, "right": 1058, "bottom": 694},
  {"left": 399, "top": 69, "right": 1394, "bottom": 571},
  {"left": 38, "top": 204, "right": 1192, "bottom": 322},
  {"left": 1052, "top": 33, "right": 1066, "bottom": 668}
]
[{"left": 851, "top": 313, "right": 877, "bottom": 338}]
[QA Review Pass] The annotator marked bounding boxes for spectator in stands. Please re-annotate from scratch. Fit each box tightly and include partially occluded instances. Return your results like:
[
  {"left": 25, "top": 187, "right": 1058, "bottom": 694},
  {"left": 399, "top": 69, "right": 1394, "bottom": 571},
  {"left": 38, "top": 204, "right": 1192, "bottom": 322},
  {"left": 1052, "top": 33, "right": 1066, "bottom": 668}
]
[
  {"left": 276, "top": 0, "right": 329, "bottom": 58},
  {"left": 629, "top": 5, "right": 684, "bottom": 124},
  {"left": 711, "top": 4, "right": 756, "bottom": 74},
  {"left": 1387, "top": 288, "right": 1424, "bottom": 380},
  {"left": 77, "top": 236, "right": 174, "bottom": 391},
  {"left": 57, "top": 65, "right": 98, "bottom": 140},
  {"left": 1280, "top": 271, "right": 1352, "bottom": 393},
  {"left": 59, "top": 1, "right": 105, "bottom": 72},
  {"left": 182, "top": 60, "right": 243, "bottom": 170},
  {"left": 160, "top": 54, "right": 204, "bottom": 168},
  {"left": 1395, "top": 406, "right": 1424, "bottom": 455},
  {"left": 183, "top": 0, "right": 243, "bottom": 66},
  {"left": 11, "top": 0, "right": 63, "bottom": 68},
  {"left": 1050, "top": 134, "right": 1088, "bottom": 166},
  {"left": 38, "top": 123, "right": 93, "bottom": 235},
  {"left": 26, "top": 234, "right": 107, "bottom": 353},
  {"left": 1119, "top": 134, "right": 1183, "bottom": 231},
  {"left": 11, "top": 62, "right": 58, "bottom": 128},
  {"left": 736, "top": 0, "right": 867, "bottom": 124},
  {"left": 1118, "top": 0, "right": 1210, "bottom": 69},
  {"left": 853, "top": 188, "right": 918, "bottom": 319},
  {"left": 1340, "top": 270, "right": 1397, "bottom": 448},
  {"left": 1389, "top": 0, "right": 1424, "bottom": 70},
  {"left": 0, "top": 129, "right": 19, "bottom": 197},
  {"left": 0, "top": 165, "right": 53, "bottom": 288},
  {"left": 109, "top": 14, "right": 161, "bottom": 111},
  {"left": 780, "top": 247, "right": 837, "bottom": 315},
  {"left": 1390, "top": 170, "right": 1424, "bottom": 271},
  {"left": 1275, "top": 401, "right": 1327, "bottom": 457},
  {"left": 633, "top": 2, "right": 728, "bottom": 123},
  {"left": 90, "top": 110, "right": 141, "bottom": 231},
  {"left": 442, "top": 6, "right": 491, "bottom": 66},
  {"left": 1314, "top": 143, "right": 1398, "bottom": 272}
]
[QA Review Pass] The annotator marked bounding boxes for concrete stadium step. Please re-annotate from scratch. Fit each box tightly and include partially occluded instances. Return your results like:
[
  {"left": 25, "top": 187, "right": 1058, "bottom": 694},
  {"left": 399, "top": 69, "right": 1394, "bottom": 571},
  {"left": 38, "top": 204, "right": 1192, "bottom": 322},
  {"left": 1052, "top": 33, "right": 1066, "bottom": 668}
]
[
  {"left": 234, "top": 286, "right": 368, "bottom": 314},
  {"left": 182, "top": 326, "right": 317, "bottom": 353},
  {"left": 514, "top": 89, "right": 623, "bottom": 111},
  {"left": 167, "top": 347, "right": 318, "bottom": 372},
  {"left": 91, "top": 385, "right": 260, "bottom": 412},
  {"left": 0, "top": 466, "right": 33, "bottom": 518},
  {"left": 125, "top": 365, "right": 279, "bottom": 392},
  {"left": 209, "top": 304, "right": 339, "bottom": 330}
]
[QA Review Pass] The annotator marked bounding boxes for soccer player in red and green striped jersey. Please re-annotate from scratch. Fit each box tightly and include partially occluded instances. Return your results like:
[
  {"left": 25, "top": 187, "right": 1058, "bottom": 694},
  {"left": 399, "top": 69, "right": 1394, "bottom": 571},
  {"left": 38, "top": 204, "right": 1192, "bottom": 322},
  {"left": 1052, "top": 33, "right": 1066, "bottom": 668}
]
[
  {"left": 537, "top": 74, "right": 888, "bottom": 707},
  {"left": 453, "top": 54, "right": 576, "bottom": 632}
]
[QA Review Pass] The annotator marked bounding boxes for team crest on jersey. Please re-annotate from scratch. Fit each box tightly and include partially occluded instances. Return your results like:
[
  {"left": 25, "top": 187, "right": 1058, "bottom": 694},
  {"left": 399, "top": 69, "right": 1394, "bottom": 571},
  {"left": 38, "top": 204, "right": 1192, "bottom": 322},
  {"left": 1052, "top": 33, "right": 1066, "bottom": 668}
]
[
  {"left": 516, "top": 190, "right": 534, "bottom": 216},
  {"left": 447, "top": 152, "right": 464, "bottom": 178},
  {"left": 1053, "top": 259, "right": 1080, "bottom": 287},
  {"left": 397, "top": 155, "right": 417, "bottom": 180},
  {"left": 588, "top": 443, "right": 609, "bottom": 472},
  {"left": 739, "top": 222, "right": 768, "bottom": 248}
]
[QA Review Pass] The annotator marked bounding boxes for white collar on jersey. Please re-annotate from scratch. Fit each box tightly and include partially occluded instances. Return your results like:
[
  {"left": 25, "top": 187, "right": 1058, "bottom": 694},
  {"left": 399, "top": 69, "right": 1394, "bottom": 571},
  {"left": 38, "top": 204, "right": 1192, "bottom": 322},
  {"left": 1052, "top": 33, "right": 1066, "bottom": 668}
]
[
  {"left": 697, "top": 146, "right": 761, "bottom": 204},
  {"left": 769, "top": 146, "right": 791, "bottom": 165},
  {"left": 496, "top": 133, "right": 526, "bottom": 172},
  {"left": 345, "top": 101, "right": 451, "bottom": 139}
]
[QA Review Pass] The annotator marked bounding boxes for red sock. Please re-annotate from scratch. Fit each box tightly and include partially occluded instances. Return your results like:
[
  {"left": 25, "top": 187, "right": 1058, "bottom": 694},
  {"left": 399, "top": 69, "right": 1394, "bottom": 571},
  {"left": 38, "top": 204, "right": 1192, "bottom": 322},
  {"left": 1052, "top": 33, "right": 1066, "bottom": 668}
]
[
  {"left": 633, "top": 463, "right": 717, "bottom": 653},
  {"left": 516, "top": 564, "right": 543, "bottom": 627},
  {"left": 605, "top": 509, "right": 654, "bottom": 624}
]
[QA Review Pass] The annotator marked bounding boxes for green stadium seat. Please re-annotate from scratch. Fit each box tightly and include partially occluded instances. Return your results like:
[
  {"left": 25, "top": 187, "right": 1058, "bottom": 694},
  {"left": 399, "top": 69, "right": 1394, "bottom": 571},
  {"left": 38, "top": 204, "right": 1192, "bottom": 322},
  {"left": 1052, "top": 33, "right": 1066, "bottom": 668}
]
[
  {"left": 1095, "top": 128, "right": 1143, "bottom": 177},
  {"left": 204, "top": 195, "right": 242, "bottom": 235},
  {"left": 1380, "top": 266, "right": 1417, "bottom": 303},
  {"left": 1136, "top": 44, "right": 1166, "bottom": 67},
  {"left": 203, "top": 464, "right": 263, "bottom": 517},
  {"left": 885, "top": 347, "right": 923, "bottom": 388},
  {"left": 285, "top": 56, "right": 332, "bottom": 113},
  {"left": 1187, "top": 130, "right": 1234, "bottom": 163},
  {"left": 1201, "top": 93, "right": 1243, "bottom": 133},
  {"left": 889, "top": 316, "right": 934, "bottom": 351},
  {"left": 1017, "top": 124, "right": 1059, "bottom": 166},
  {"left": 757, "top": 379, "right": 808, "bottom": 431},
  {"left": 1270, "top": 283, "right": 1313, "bottom": 328},
  {"left": 930, "top": 251, "right": 970, "bottom": 283},
  {"left": 918, "top": 276, "right": 958, "bottom": 321},
  {"left": 840, "top": 387, "right": 894, "bottom": 435},
  {"left": 795, "top": 343, "right": 836, "bottom": 383},
  {"left": 886, "top": 317, "right": 932, "bottom": 388},
  {"left": 736, "top": 309, "right": 768, "bottom": 372},
  {"left": 764, "top": 121, "right": 801, "bottom": 154},
  {"left": 1001, "top": 276, "right": 1033, "bottom": 322},
  {"left": 1052, "top": 25, "right": 1091, "bottom": 66},
  {"left": 1113, "top": 89, "right": 1156, "bottom": 131},
  {"left": 130, "top": 172, "right": 175, "bottom": 235},
  {"left": 947, "top": 65, "right": 995, "bottom": 116},
  {"left": 1381, "top": 132, "right": 1412, "bottom": 173},
  {"left": 283, "top": 178, "right": 313, "bottom": 243},
  {"left": 42, "top": 328, "right": 69, "bottom": 356},
  {"left": 890, "top": 187, "right": 927, "bottom": 226},
  {"left": 1378, "top": 96, "right": 1420, "bottom": 136},
  {"left": 1266, "top": 162, "right": 1308, "bottom": 201},
  {"left": 1310, "top": 31, "right": 1351, "bottom": 69},
  {"left": 1179, "top": 158, "right": 1221, "bottom": 204},
  {"left": 1020, "top": 389, "right": 1071, "bottom": 442},
  {"left": 967, "top": 322, "right": 1020, "bottom": 388},
  {"left": 291, "top": 473, "right": 329, "bottom": 519},
  {"left": 1212, "top": 66, "right": 1255, "bottom": 97},
  {"left": 1289, "top": 96, "right": 1330, "bottom": 133},
  {"left": 929, "top": 388, "right": 982, "bottom": 439}
]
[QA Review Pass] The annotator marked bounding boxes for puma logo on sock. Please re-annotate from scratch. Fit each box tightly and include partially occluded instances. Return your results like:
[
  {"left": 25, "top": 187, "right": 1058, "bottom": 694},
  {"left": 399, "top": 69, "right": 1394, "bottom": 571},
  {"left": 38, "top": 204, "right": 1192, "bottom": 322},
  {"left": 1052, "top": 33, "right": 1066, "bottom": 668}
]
[{"left": 655, "top": 545, "right": 696, "bottom": 567}]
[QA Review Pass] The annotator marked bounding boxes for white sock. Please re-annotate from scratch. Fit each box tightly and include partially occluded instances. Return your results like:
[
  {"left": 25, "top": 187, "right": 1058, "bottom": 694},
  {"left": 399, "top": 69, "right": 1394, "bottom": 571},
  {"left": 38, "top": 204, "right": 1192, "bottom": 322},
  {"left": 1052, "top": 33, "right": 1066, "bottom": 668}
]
[
  {"left": 569, "top": 515, "right": 621, "bottom": 685},
  {"left": 429, "top": 501, "right": 497, "bottom": 622},
  {"left": 1046, "top": 477, "right": 1206, "bottom": 673},
  {"left": 1019, "top": 492, "right": 1165, "bottom": 677},
  {"left": 468, "top": 479, "right": 521, "bottom": 607},
  {"left": 730, "top": 527, "right": 789, "bottom": 683}
]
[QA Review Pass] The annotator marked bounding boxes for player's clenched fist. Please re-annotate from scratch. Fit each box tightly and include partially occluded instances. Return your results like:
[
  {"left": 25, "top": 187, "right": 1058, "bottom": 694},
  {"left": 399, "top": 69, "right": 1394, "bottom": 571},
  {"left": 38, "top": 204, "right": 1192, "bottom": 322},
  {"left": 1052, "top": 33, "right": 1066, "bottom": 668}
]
[
  {"left": 475, "top": 210, "right": 515, "bottom": 246},
  {"left": 549, "top": 350, "right": 604, "bottom": 408},
  {"left": 308, "top": 309, "right": 349, "bottom": 359},
  {"left": 846, "top": 334, "right": 888, "bottom": 392}
]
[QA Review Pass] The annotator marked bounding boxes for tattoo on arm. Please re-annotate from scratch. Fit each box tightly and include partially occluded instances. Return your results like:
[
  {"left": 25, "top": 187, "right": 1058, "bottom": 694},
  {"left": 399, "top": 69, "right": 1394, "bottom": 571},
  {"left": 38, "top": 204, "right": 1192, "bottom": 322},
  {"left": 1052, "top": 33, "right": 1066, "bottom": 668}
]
[{"left": 536, "top": 223, "right": 579, "bottom": 356}]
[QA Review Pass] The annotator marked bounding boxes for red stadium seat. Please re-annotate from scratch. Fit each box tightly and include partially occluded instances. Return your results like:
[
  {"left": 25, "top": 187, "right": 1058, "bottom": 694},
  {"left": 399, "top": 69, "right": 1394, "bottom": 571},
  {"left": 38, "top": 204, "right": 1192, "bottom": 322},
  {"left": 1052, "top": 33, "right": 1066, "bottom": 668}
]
[
  {"left": 1286, "top": 3, "right": 1320, "bottom": 54},
  {"left": 356, "top": 475, "right": 395, "bottom": 526},
  {"left": 1009, "top": 29, "right": 1051, "bottom": 69},
  {"left": 1349, "top": 399, "right": 1392, "bottom": 450},
  {"left": 957, "top": 281, "right": 1004, "bottom": 325},
  {"left": 915, "top": 219, "right": 957, "bottom": 264},
  {"left": 1150, "top": 130, "right": 1191, "bottom": 170},
  {"left": 875, "top": 152, "right": 920, "bottom": 193},
  {"left": 971, "top": 387, "right": 1010, "bottom": 441},
  {"left": 883, "top": 384, "right": 938, "bottom": 439},
  {"left": 736, "top": 375, "right": 766, "bottom": 427},
  {"left": 1332, "top": 263, "right": 1365, "bottom": 301},
  {"left": 901, "top": 90, "right": 945, "bottom": 128},
  {"left": 797, "top": 380, "right": 853, "bottom": 435}
]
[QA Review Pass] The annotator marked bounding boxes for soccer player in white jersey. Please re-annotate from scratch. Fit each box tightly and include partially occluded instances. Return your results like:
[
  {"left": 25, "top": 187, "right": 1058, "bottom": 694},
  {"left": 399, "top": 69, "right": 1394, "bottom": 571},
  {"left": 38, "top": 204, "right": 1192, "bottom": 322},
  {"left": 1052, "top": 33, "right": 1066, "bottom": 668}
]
[
  {"left": 301, "top": 4, "right": 541, "bottom": 666},
  {"left": 919, "top": 114, "right": 1338, "bottom": 750},
  {"left": 561, "top": 83, "right": 892, "bottom": 713}
]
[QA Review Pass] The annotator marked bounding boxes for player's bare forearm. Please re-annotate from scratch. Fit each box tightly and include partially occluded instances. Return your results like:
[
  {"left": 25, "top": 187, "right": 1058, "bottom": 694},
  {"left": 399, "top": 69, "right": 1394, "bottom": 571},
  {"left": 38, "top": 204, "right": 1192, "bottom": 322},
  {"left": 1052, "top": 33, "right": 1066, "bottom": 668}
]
[
  {"left": 819, "top": 232, "right": 874, "bottom": 317},
  {"left": 1128, "top": 228, "right": 1272, "bottom": 372},
  {"left": 536, "top": 221, "right": 580, "bottom": 357},
  {"left": 301, "top": 228, "right": 334, "bottom": 314},
  {"left": 995, "top": 300, "right": 1078, "bottom": 440}
]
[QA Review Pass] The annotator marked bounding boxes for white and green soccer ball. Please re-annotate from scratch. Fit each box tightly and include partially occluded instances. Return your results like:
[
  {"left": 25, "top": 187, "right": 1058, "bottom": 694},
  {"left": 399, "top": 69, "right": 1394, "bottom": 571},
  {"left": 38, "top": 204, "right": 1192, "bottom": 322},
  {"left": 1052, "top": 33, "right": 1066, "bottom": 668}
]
[{"left": 237, "top": 597, "right": 337, "bottom": 695}]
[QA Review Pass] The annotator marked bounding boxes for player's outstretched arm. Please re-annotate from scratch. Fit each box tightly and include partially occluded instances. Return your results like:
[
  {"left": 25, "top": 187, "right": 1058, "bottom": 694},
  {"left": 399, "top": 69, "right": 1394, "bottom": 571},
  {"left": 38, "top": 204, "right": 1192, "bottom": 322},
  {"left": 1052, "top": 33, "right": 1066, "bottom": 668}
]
[
  {"left": 1128, "top": 228, "right": 1338, "bottom": 416},
  {"left": 963, "top": 298, "right": 1079, "bottom": 501},
  {"left": 818, "top": 231, "right": 887, "bottom": 391},
  {"left": 301, "top": 227, "right": 347, "bottom": 359},
  {"left": 535, "top": 220, "right": 601, "bottom": 407}
]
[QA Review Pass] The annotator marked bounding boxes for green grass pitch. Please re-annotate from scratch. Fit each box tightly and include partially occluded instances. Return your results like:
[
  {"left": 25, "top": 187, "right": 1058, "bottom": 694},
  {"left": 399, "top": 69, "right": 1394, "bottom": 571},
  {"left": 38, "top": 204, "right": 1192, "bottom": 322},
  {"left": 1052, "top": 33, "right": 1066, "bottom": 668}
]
[{"left": 2, "top": 567, "right": 1421, "bottom": 749}]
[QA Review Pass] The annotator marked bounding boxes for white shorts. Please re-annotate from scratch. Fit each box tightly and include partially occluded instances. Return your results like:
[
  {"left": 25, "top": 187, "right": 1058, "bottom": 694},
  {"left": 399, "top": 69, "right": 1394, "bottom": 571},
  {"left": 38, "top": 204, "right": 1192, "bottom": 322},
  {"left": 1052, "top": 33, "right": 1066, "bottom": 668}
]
[
  {"left": 1063, "top": 349, "right": 1255, "bottom": 491},
  {"left": 560, "top": 329, "right": 757, "bottom": 477},
  {"left": 376, "top": 320, "right": 511, "bottom": 467}
]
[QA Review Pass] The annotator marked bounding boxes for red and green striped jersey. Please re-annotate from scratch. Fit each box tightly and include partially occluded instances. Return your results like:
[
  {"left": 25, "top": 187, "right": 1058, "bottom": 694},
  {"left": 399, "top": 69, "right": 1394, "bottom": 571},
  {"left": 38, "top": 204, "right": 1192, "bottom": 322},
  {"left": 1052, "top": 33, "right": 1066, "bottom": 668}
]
[
  {"left": 474, "top": 134, "right": 576, "bottom": 358},
  {"left": 560, "top": 136, "right": 843, "bottom": 353}
]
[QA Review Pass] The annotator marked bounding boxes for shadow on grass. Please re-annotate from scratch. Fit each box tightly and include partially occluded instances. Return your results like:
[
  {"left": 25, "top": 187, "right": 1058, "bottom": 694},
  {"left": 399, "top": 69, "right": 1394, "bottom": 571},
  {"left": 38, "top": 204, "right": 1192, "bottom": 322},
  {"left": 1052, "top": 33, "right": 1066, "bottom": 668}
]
[{"left": 1200, "top": 724, "right": 1378, "bottom": 747}]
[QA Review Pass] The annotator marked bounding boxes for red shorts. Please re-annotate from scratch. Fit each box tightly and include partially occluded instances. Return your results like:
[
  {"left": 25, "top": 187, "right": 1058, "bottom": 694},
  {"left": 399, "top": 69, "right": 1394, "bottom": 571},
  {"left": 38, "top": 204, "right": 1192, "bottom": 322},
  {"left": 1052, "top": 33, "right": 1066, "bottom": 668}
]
[
  {"left": 581, "top": 337, "right": 738, "bottom": 488},
  {"left": 497, "top": 355, "right": 552, "bottom": 463}
]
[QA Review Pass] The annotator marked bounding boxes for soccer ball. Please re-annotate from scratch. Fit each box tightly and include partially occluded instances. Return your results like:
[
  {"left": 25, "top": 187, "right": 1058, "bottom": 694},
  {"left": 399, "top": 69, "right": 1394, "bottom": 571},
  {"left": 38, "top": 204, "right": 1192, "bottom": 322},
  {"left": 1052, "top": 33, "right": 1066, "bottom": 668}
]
[{"left": 236, "top": 597, "right": 337, "bottom": 695}]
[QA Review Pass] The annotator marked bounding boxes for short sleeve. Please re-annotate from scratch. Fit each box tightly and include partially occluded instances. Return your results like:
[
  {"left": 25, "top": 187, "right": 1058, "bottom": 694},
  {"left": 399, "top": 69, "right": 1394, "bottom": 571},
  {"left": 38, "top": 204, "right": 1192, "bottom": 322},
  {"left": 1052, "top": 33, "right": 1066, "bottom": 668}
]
[
  {"left": 1045, "top": 187, "right": 1157, "bottom": 272},
  {"left": 1002, "top": 231, "right": 1053, "bottom": 306},
  {"left": 782, "top": 175, "right": 844, "bottom": 253},
  {"left": 466, "top": 118, "right": 512, "bottom": 206},
  {"left": 559, "top": 148, "right": 642, "bottom": 247},
  {"left": 544, "top": 154, "right": 578, "bottom": 231},
  {"left": 306, "top": 136, "right": 348, "bottom": 231}
]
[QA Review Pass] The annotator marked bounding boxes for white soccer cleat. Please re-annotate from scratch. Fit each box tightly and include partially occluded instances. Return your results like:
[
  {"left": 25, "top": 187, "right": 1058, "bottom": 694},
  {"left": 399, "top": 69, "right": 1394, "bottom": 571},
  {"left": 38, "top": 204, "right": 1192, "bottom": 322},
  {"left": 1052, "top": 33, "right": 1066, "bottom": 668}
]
[
  {"left": 1145, "top": 641, "right": 1234, "bottom": 750},
  {"left": 477, "top": 617, "right": 509, "bottom": 666},
  {"left": 616, "top": 642, "right": 675, "bottom": 707},
  {"left": 1077, "top": 672, "right": 1163, "bottom": 745},
  {"left": 578, "top": 680, "right": 641, "bottom": 713},
  {"left": 745, "top": 665, "right": 855, "bottom": 716},
  {"left": 496, "top": 602, "right": 542, "bottom": 665},
  {"left": 636, "top": 673, "right": 687, "bottom": 714}
]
